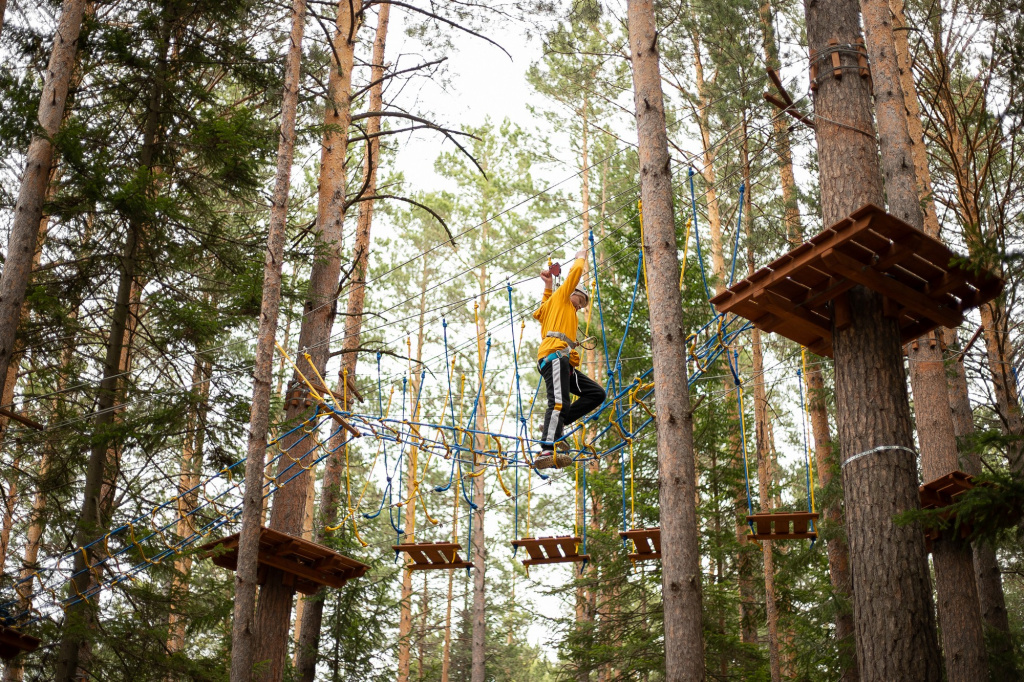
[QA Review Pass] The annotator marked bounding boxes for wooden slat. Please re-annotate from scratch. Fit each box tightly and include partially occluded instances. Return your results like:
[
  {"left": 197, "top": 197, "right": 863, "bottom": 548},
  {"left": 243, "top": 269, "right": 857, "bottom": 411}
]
[
  {"left": 747, "top": 512, "right": 819, "bottom": 540},
  {"left": 820, "top": 250, "right": 963, "bottom": 328},
  {"left": 513, "top": 536, "right": 587, "bottom": 566}
]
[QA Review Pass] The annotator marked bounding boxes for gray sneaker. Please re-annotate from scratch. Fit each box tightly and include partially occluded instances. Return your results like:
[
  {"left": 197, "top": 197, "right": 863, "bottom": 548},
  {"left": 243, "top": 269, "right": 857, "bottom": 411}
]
[
  {"left": 534, "top": 451, "right": 573, "bottom": 469},
  {"left": 555, "top": 440, "right": 570, "bottom": 453}
]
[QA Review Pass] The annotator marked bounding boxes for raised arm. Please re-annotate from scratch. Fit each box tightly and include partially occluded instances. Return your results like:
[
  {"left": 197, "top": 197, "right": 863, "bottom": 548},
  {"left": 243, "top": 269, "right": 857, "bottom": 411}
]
[{"left": 561, "top": 248, "right": 588, "bottom": 293}]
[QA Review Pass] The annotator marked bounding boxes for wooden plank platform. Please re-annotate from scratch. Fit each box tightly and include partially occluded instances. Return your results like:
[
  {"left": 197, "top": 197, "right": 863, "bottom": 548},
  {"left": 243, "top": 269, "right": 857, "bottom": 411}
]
[
  {"left": 393, "top": 541, "right": 472, "bottom": 570},
  {"left": 920, "top": 471, "right": 976, "bottom": 552},
  {"left": 619, "top": 527, "right": 661, "bottom": 561},
  {"left": 200, "top": 526, "right": 368, "bottom": 595},
  {"left": 746, "top": 512, "right": 819, "bottom": 540},
  {"left": 710, "top": 204, "right": 1003, "bottom": 357},
  {"left": 0, "top": 624, "right": 40, "bottom": 661},
  {"left": 919, "top": 470, "right": 975, "bottom": 509},
  {"left": 510, "top": 536, "right": 589, "bottom": 567}
]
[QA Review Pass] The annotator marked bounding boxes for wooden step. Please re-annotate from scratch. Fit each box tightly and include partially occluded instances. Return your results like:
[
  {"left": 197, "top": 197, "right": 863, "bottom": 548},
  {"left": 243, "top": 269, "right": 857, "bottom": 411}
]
[
  {"left": 510, "top": 536, "right": 589, "bottom": 567},
  {"left": 200, "top": 526, "right": 368, "bottom": 595},
  {"left": 0, "top": 624, "right": 40, "bottom": 661},
  {"left": 619, "top": 527, "right": 662, "bottom": 561},
  {"left": 393, "top": 541, "right": 472, "bottom": 570},
  {"left": 746, "top": 512, "right": 819, "bottom": 540},
  {"left": 920, "top": 471, "right": 976, "bottom": 552}
]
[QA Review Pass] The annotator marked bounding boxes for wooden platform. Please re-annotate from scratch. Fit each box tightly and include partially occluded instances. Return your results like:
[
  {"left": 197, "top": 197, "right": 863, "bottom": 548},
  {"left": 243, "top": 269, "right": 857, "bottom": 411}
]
[
  {"left": 0, "top": 624, "right": 40, "bottom": 661},
  {"left": 710, "top": 204, "right": 1003, "bottom": 357},
  {"left": 393, "top": 542, "right": 472, "bottom": 570},
  {"left": 619, "top": 527, "right": 661, "bottom": 561},
  {"left": 510, "top": 536, "right": 589, "bottom": 567},
  {"left": 920, "top": 471, "right": 976, "bottom": 551},
  {"left": 747, "top": 512, "right": 819, "bottom": 540},
  {"left": 919, "top": 470, "right": 975, "bottom": 509},
  {"left": 200, "top": 526, "right": 367, "bottom": 595}
]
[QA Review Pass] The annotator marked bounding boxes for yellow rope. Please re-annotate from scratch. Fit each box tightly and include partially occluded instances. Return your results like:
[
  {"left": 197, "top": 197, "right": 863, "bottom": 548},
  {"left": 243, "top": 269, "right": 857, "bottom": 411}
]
[
  {"left": 801, "top": 348, "right": 817, "bottom": 514},
  {"left": 638, "top": 200, "right": 651, "bottom": 297},
  {"left": 629, "top": 392, "right": 636, "bottom": 530},
  {"left": 274, "top": 341, "right": 323, "bottom": 403}
]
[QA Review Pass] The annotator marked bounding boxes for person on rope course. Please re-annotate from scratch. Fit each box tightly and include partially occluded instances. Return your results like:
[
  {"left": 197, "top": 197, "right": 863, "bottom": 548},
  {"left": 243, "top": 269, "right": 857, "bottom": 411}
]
[{"left": 533, "top": 248, "right": 606, "bottom": 469}]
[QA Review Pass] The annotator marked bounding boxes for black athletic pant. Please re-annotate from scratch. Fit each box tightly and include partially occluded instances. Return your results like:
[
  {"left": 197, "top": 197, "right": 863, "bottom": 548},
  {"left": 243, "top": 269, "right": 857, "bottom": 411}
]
[{"left": 538, "top": 355, "right": 606, "bottom": 451}]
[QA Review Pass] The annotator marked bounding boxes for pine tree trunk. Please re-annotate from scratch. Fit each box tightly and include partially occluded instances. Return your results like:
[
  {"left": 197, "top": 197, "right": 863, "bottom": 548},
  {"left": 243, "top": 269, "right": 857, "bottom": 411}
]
[
  {"left": 803, "top": 0, "right": 943, "bottom": 678},
  {"left": 891, "top": 6, "right": 1014, "bottom": 671},
  {"left": 253, "top": 0, "right": 357, "bottom": 676},
  {"left": 626, "top": 3, "right": 705, "bottom": 679},
  {"left": 759, "top": 2, "right": 858, "bottom": 664},
  {"left": 55, "top": 11, "right": 170, "bottom": 675},
  {"left": 398, "top": 276, "right": 426, "bottom": 681},
  {"left": 290, "top": 469, "right": 318, "bottom": 662},
  {"left": 0, "top": 0, "right": 86, "bottom": 394},
  {"left": 229, "top": 0, "right": 307, "bottom": 678},
  {"left": 859, "top": 2, "right": 989, "bottom": 678},
  {"left": 743, "top": 125, "right": 782, "bottom": 682},
  {"left": 293, "top": 6, "right": 377, "bottom": 679},
  {"left": 470, "top": 274, "right": 488, "bottom": 682},
  {"left": 167, "top": 358, "right": 209, "bottom": 658}
]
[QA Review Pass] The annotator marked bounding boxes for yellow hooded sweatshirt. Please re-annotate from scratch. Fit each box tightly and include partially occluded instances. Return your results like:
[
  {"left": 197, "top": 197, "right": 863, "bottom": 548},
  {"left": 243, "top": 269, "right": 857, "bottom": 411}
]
[{"left": 533, "top": 257, "right": 585, "bottom": 367}]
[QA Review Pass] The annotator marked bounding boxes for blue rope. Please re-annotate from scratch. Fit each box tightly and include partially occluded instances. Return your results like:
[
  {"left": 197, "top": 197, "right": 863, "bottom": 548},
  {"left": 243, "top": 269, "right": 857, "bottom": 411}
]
[
  {"left": 588, "top": 230, "right": 615, "bottom": 401},
  {"left": 508, "top": 283, "right": 524, "bottom": 550},
  {"left": 728, "top": 183, "right": 746, "bottom": 288},
  {"left": 688, "top": 167, "right": 713, "bottom": 306},
  {"left": 731, "top": 350, "right": 754, "bottom": 518}
]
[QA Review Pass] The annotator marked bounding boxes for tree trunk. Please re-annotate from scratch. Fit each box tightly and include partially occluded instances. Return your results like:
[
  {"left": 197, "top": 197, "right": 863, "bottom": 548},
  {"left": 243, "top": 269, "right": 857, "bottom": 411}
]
[
  {"left": 761, "top": 0, "right": 860, "bottom": 661},
  {"left": 290, "top": 469, "right": 318, "bottom": 663},
  {"left": 804, "top": 364, "right": 857, "bottom": 679},
  {"left": 859, "top": 2, "right": 989, "bottom": 678},
  {"left": 0, "top": 0, "right": 87, "bottom": 393},
  {"left": 229, "top": 0, "right": 307, "bottom": 679},
  {"left": 626, "top": 3, "right": 705, "bottom": 679},
  {"left": 743, "top": 124, "right": 782, "bottom": 682},
  {"left": 891, "top": 6, "right": 1015, "bottom": 672},
  {"left": 803, "top": 0, "right": 943, "bottom": 679},
  {"left": 167, "top": 357, "right": 210, "bottom": 660},
  {"left": 469, "top": 267, "right": 489, "bottom": 682},
  {"left": 694, "top": 32, "right": 757, "bottom": 645},
  {"left": 292, "top": 6, "right": 372, "bottom": 680},
  {"left": 398, "top": 264, "right": 426, "bottom": 682},
  {"left": 54, "top": 10, "right": 170, "bottom": 675},
  {"left": 254, "top": 0, "right": 357, "bottom": 675}
]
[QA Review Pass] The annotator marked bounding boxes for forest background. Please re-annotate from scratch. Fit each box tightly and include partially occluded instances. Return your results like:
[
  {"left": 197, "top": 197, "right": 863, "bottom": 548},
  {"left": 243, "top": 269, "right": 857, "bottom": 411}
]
[{"left": 0, "top": 0, "right": 1020, "bottom": 680}]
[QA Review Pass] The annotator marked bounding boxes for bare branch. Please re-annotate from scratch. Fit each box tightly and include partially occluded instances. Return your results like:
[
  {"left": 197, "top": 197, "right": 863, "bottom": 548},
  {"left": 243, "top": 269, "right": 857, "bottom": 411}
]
[
  {"left": 362, "top": 0, "right": 512, "bottom": 61},
  {"left": 345, "top": 194, "right": 454, "bottom": 245}
]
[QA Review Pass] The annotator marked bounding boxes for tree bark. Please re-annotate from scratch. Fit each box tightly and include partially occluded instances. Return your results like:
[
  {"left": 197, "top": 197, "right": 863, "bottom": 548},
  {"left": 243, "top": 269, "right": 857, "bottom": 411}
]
[
  {"left": 55, "top": 9, "right": 170, "bottom": 676},
  {"left": 743, "top": 124, "right": 782, "bottom": 681},
  {"left": 626, "top": 3, "right": 704, "bottom": 679},
  {"left": 167, "top": 357, "right": 210, "bottom": 660},
  {"left": 858, "top": 2, "right": 989, "bottom": 678},
  {"left": 292, "top": 5, "right": 373, "bottom": 680},
  {"left": 802, "top": 0, "right": 943, "bottom": 679},
  {"left": 254, "top": 0, "right": 357, "bottom": 675},
  {"left": 759, "top": 1, "right": 858, "bottom": 665},
  {"left": 229, "top": 0, "right": 307, "bottom": 679},
  {"left": 890, "top": 6, "right": 1015, "bottom": 671},
  {"left": 0, "top": 0, "right": 87, "bottom": 396},
  {"left": 398, "top": 270, "right": 426, "bottom": 682}
]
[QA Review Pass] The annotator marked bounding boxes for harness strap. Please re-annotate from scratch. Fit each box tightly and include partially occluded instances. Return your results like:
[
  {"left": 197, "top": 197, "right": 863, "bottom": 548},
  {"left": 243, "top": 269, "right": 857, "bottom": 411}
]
[
  {"left": 545, "top": 331, "right": 579, "bottom": 349},
  {"left": 538, "top": 348, "right": 571, "bottom": 370}
]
